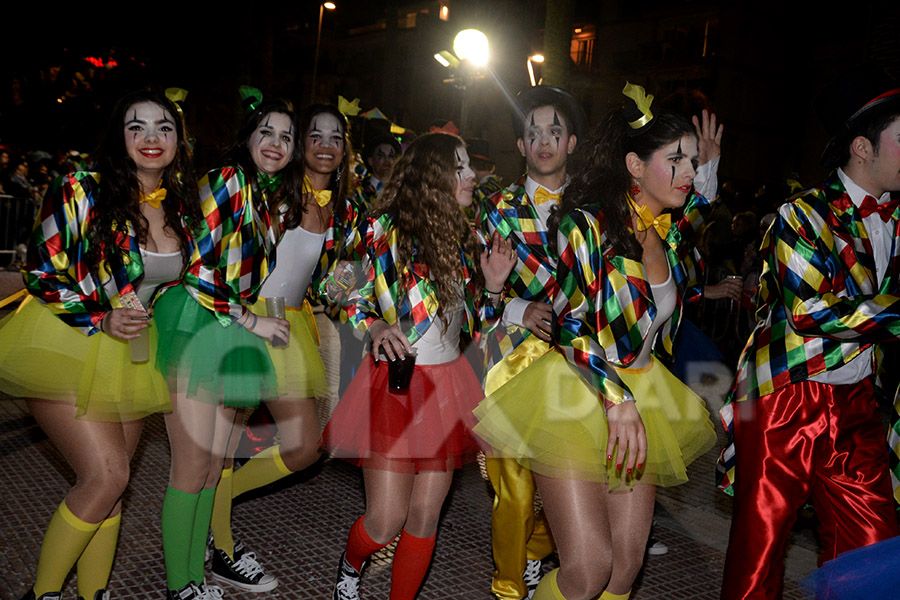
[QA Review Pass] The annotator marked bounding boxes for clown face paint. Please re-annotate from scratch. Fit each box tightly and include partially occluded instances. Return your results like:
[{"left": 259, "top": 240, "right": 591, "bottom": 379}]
[
  {"left": 633, "top": 134, "right": 699, "bottom": 216},
  {"left": 454, "top": 146, "right": 476, "bottom": 207},
  {"left": 124, "top": 101, "right": 178, "bottom": 187},
  {"left": 369, "top": 143, "right": 398, "bottom": 182},
  {"left": 304, "top": 112, "right": 345, "bottom": 179},
  {"left": 249, "top": 112, "right": 295, "bottom": 176},
  {"left": 517, "top": 105, "right": 576, "bottom": 186}
]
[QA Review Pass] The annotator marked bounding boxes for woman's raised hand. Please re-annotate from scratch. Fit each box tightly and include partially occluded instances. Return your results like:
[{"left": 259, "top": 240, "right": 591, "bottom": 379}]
[{"left": 481, "top": 230, "right": 516, "bottom": 294}]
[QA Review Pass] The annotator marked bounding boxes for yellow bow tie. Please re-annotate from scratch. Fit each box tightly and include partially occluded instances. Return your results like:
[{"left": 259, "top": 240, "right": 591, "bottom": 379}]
[
  {"left": 533, "top": 186, "right": 561, "bottom": 205},
  {"left": 140, "top": 184, "right": 167, "bottom": 209},
  {"left": 303, "top": 175, "right": 332, "bottom": 207},
  {"left": 628, "top": 195, "right": 671, "bottom": 239}
]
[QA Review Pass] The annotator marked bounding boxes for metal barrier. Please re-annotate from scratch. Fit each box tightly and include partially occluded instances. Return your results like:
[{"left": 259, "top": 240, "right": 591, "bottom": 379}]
[{"left": 0, "top": 193, "right": 34, "bottom": 268}]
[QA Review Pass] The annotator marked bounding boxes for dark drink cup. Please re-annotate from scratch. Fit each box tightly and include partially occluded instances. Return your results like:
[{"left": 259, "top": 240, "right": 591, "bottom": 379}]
[{"left": 388, "top": 350, "right": 417, "bottom": 391}]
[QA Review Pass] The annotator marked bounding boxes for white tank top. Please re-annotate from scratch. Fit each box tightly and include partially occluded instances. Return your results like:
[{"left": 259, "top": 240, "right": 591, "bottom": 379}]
[
  {"left": 138, "top": 248, "right": 183, "bottom": 307},
  {"left": 631, "top": 265, "right": 676, "bottom": 369},
  {"left": 260, "top": 226, "right": 326, "bottom": 307}
]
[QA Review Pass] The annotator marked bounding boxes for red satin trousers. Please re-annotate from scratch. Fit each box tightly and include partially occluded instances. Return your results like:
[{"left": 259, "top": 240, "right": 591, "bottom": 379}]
[{"left": 721, "top": 378, "right": 898, "bottom": 600}]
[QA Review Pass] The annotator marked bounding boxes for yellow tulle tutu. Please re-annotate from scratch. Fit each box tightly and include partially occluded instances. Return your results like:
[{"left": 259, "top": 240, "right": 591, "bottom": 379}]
[
  {"left": 249, "top": 298, "right": 330, "bottom": 400},
  {"left": 0, "top": 295, "right": 171, "bottom": 422},
  {"left": 473, "top": 350, "right": 716, "bottom": 489}
]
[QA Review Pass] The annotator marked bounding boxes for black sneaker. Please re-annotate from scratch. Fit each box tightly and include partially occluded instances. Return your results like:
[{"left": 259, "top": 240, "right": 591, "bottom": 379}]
[
  {"left": 332, "top": 552, "right": 365, "bottom": 600},
  {"left": 77, "top": 591, "right": 110, "bottom": 600},
  {"left": 166, "top": 582, "right": 202, "bottom": 600},
  {"left": 20, "top": 591, "right": 61, "bottom": 600},
  {"left": 210, "top": 547, "right": 278, "bottom": 592},
  {"left": 523, "top": 558, "right": 543, "bottom": 599}
]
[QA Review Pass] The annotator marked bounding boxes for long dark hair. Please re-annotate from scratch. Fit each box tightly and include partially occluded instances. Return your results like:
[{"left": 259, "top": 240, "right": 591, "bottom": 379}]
[
  {"left": 219, "top": 99, "right": 304, "bottom": 225},
  {"left": 87, "top": 89, "right": 200, "bottom": 275},
  {"left": 294, "top": 103, "right": 354, "bottom": 230},
  {"left": 551, "top": 109, "right": 696, "bottom": 259},
  {"left": 375, "top": 133, "right": 484, "bottom": 324}
]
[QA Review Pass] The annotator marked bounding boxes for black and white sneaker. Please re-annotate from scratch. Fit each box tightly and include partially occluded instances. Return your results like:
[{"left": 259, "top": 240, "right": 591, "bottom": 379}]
[
  {"left": 523, "top": 558, "right": 544, "bottom": 599},
  {"left": 210, "top": 547, "right": 278, "bottom": 592},
  {"left": 77, "top": 590, "right": 110, "bottom": 600},
  {"left": 332, "top": 552, "right": 365, "bottom": 600},
  {"left": 197, "top": 581, "right": 225, "bottom": 600},
  {"left": 166, "top": 582, "right": 202, "bottom": 600}
]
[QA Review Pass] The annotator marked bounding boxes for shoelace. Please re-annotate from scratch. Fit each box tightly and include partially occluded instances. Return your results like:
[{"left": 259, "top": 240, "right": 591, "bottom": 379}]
[
  {"left": 198, "top": 583, "right": 224, "bottom": 600},
  {"left": 522, "top": 559, "right": 542, "bottom": 585},
  {"left": 233, "top": 552, "right": 266, "bottom": 578}
]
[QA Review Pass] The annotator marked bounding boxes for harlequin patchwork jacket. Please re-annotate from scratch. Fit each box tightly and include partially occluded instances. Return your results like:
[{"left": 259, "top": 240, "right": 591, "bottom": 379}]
[
  {"left": 25, "top": 171, "right": 189, "bottom": 335},
  {"left": 554, "top": 192, "right": 711, "bottom": 407},
  {"left": 478, "top": 178, "right": 561, "bottom": 370},
  {"left": 309, "top": 194, "right": 367, "bottom": 312},
  {"left": 718, "top": 171, "right": 900, "bottom": 492},
  {"left": 182, "top": 167, "right": 280, "bottom": 326},
  {"left": 341, "top": 213, "right": 503, "bottom": 345}
]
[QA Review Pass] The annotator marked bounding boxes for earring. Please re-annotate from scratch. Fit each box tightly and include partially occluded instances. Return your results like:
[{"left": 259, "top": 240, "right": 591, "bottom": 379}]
[
  {"left": 630, "top": 182, "right": 641, "bottom": 196},
  {"left": 335, "top": 161, "right": 344, "bottom": 185}
]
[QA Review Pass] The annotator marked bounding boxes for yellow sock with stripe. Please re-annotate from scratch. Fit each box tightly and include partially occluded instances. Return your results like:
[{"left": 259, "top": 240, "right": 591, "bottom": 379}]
[
  {"left": 76, "top": 512, "right": 121, "bottom": 599},
  {"left": 210, "top": 467, "right": 236, "bottom": 558},
  {"left": 33, "top": 500, "right": 102, "bottom": 596},
  {"left": 231, "top": 445, "right": 293, "bottom": 498},
  {"left": 600, "top": 590, "right": 631, "bottom": 600},
  {"left": 532, "top": 568, "right": 567, "bottom": 600}
]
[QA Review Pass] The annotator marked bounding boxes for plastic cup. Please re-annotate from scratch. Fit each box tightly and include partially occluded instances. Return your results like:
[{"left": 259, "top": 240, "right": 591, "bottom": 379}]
[
  {"left": 388, "top": 349, "right": 417, "bottom": 391},
  {"left": 266, "top": 296, "right": 287, "bottom": 348},
  {"left": 129, "top": 328, "right": 150, "bottom": 363}
]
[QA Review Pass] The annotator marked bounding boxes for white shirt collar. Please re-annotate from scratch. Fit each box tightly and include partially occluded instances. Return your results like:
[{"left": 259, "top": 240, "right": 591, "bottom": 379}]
[{"left": 838, "top": 168, "right": 892, "bottom": 207}]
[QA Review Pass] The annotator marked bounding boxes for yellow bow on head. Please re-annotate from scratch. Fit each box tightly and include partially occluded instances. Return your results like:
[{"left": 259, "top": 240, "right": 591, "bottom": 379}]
[
  {"left": 338, "top": 96, "right": 361, "bottom": 117},
  {"left": 533, "top": 186, "right": 562, "bottom": 205},
  {"left": 140, "top": 182, "right": 167, "bottom": 209},
  {"left": 303, "top": 175, "right": 332, "bottom": 207},
  {"left": 627, "top": 194, "right": 670, "bottom": 239}
]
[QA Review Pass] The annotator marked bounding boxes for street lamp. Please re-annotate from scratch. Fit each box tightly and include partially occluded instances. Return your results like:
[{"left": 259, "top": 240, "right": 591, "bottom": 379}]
[
  {"left": 527, "top": 54, "right": 544, "bottom": 87},
  {"left": 312, "top": 2, "right": 337, "bottom": 103},
  {"left": 433, "top": 29, "right": 490, "bottom": 134}
]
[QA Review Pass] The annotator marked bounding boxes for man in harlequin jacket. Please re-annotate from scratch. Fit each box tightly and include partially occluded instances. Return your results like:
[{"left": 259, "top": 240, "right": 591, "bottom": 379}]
[
  {"left": 718, "top": 66, "right": 900, "bottom": 600},
  {"left": 476, "top": 85, "right": 587, "bottom": 600}
]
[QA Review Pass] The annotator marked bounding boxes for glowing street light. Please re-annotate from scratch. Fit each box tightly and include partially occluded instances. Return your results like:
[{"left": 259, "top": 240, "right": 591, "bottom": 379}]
[
  {"left": 453, "top": 29, "right": 490, "bottom": 67},
  {"left": 312, "top": 2, "right": 337, "bottom": 102},
  {"left": 527, "top": 54, "right": 544, "bottom": 87}
]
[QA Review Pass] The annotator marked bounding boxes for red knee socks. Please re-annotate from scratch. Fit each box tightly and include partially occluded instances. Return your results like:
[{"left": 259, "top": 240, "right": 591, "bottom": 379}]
[
  {"left": 389, "top": 530, "right": 436, "bottom": 600},
  {"left": 345, "top": 516, "right": 389, "bottom": 572}
]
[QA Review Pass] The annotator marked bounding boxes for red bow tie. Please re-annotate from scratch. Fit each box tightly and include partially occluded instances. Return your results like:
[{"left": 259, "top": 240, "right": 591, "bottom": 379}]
[{"left": 858, "top": 195, "right": 899, "bottom": 222}]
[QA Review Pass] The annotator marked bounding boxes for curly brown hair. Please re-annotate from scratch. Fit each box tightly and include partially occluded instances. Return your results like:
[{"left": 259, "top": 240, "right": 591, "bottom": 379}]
[
  {"left": 87, "top": 90, "right": 200, "bottom": 276},
  {"left": 374, "top": 133, "right": 484, "bottom": 325}
]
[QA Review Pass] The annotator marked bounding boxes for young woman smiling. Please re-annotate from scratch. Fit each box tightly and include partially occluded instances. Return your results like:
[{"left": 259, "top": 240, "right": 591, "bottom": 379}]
[
  {"left": 153, "top": 99, "right": 301, "bottom": 600},
  {"left": 0, "top": 89, "right": 200, "bottom": 600}
]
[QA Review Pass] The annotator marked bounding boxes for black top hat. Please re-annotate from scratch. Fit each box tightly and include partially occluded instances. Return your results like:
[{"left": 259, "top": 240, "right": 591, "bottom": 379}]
[
  {"left": 513, "top": 86, "right": 589, "bottom": 141},
  {"left": 466, "top": 138, "right": 492, "bottom": 163},
  {"left": 817, "top": 64, "right": 900, "bottom": 167},
  {"left": 364, "top": 132, "right": 401, "bottom": 159}
]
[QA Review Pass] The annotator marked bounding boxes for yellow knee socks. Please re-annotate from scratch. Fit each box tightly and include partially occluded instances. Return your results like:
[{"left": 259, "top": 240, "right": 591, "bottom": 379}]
[
  {"left": 33, "top": 501, "right": 101, "bottom": 596},
  {"left": 600, "top": 590, "right": 631, "bottom": 599},
  {"left": 531, "top": 568, "right": 566, "bottom": 600},
  {"left": 230, "top": 445, "right": 293, "bottom": 498},
  {"left": 209, "top": 467, "right": 235, "bottom": 558},
  {"left": 76, "top": 512, "right": 121, "bottom": 599}
]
